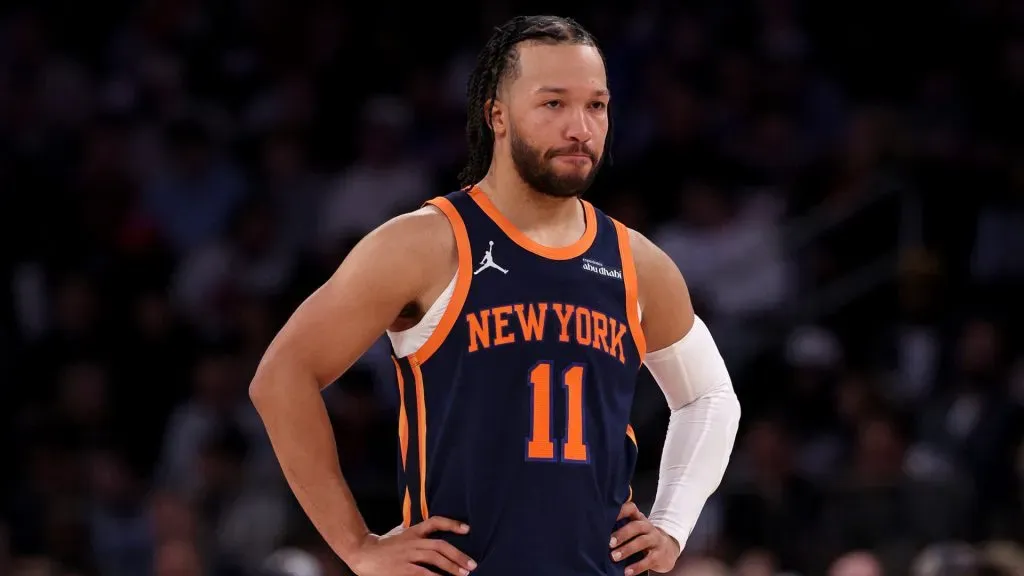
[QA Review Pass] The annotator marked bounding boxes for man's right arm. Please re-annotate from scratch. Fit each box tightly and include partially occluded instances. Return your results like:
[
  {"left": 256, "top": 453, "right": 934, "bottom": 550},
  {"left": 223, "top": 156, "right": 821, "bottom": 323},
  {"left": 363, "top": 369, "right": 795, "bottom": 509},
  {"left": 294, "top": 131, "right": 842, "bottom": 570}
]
[{"left": 248, "top": 207, "right": 455, "bottom": 564}]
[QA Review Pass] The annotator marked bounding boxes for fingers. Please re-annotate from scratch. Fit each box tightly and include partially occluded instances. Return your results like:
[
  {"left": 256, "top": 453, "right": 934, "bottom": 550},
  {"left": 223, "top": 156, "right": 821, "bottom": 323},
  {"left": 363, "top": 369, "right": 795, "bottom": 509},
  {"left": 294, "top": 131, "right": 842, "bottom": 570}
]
[
  {"left": 610, "top": 519, "right": 650, "bottom": 549},
  {"left": 405, "top": 517, "right": 476, "bottom": 573},
  {"left": 412, "top": 516, "right": 471, "bottom": 537},
  {"left": 611, "top": 532, "right": 657, "bottom": 563},
  {"left": 617, "top": 501, "right": 641, "bottom": 521},
  {"left": 626, "top": 553, "right": 675, "bottom": 575},
  {"left": 625, "top": 553, "right": 655, "bottom": 576},
  {"left": 419, "top": 539, "right": 477, "bottom": 574},
  {"left": 410, "top": 549, "right": 470, "bottom": 575}
]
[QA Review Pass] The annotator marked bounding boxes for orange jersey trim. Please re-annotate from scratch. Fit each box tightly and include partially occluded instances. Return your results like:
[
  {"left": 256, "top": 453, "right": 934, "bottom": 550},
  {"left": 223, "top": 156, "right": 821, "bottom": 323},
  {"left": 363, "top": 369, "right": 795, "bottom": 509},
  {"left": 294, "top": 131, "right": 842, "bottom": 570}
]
[
  {"left": 468, "top": 185, "right": 597, "bottom": 260},
  {"left": 411, "top": 362, "right": 429, "bottom": 520},
  {"left": 408, "top": 197, "right": 474, "bottom": 367},
  {"left": 392, "top": 357, "right": 412, "bottom": 527},
  {"left": 626, "top": 423, "right": 637, "bottom": 502},
  {"left": 402, "top": 489, "right": 412, "bottom": 528},
  {"left": 392, "top": 358, "right": 410, "bottom": 470},
  {"left": 611, "top": 219, "right": 647, "bottom": 363}
]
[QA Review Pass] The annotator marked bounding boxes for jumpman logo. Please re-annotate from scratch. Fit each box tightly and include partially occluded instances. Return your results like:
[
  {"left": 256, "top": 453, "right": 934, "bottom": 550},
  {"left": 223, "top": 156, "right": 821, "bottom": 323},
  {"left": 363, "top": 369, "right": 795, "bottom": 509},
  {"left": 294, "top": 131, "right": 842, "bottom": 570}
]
[{"left": 474, "top": 241, "right": 509, "bottom": 275}]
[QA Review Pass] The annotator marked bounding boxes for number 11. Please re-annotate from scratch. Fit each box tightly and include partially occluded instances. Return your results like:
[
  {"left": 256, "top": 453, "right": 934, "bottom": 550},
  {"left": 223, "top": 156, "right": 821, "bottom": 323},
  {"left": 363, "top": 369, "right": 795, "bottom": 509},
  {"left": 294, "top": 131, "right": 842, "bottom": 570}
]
[{"left": 526, "top": 361, "right": 589, "bottom": 463}]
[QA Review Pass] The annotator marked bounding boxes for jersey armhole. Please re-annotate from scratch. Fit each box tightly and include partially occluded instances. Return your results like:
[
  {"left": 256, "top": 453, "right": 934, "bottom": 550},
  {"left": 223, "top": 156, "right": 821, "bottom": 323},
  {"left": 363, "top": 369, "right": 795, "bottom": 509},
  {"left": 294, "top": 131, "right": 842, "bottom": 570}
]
[
  {"left": 387, "top": 272, "right": 457, "bottom": 358},
  {"left": 611, "top": 218, "right": 647, "bottom": 364},
  {"left": 404, "top": 196, "right": 474, "bottom": 366}
]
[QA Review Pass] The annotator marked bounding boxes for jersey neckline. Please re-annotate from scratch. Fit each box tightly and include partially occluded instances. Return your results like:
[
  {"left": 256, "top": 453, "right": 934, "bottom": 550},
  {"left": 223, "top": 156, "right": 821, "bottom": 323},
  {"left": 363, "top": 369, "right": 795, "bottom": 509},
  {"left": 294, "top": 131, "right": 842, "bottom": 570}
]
[{"left": 467, "top": 185, "right": 597, "bottom": 261}]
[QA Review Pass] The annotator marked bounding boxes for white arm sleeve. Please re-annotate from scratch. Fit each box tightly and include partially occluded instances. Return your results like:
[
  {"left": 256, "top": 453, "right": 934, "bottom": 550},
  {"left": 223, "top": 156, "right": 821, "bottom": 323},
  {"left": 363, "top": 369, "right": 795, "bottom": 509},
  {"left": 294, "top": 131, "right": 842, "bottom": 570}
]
[{"left": 643, "top": 315, "right": 741, "bottom": 555}]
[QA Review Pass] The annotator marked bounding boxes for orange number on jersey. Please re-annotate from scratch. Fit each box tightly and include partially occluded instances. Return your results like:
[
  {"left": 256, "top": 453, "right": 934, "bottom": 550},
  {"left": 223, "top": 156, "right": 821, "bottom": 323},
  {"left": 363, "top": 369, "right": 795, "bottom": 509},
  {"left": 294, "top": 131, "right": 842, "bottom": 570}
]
[
  {"left": 562, "top": 365, "right": 588, "bottom": 461},
  {"left": 526, "top": 362, "right": 589, "bottom": 463},
  {"left": 526, "top": 363, "right": 555, "bottom": 459}
]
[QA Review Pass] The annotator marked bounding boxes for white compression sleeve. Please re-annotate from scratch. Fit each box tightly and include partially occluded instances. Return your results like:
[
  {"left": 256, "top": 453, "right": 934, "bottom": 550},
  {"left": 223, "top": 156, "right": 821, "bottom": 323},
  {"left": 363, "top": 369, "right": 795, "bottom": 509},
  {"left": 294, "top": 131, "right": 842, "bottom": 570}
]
[{"left": 643, "top": 315, "right": 741, "bottom": 554}]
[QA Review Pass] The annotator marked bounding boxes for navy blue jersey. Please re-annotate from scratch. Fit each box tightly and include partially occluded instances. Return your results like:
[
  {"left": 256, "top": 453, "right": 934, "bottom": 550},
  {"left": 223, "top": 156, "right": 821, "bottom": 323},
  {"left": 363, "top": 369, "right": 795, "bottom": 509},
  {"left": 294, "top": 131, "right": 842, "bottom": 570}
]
[{"left": 391, "top": 186, "right": 647, "bottom": 575}]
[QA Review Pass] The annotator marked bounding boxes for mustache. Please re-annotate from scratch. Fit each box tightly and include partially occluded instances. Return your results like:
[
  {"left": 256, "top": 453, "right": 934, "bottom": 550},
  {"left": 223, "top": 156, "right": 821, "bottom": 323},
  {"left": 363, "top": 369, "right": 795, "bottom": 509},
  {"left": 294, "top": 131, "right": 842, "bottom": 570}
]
[{"left": 546, "top": 144, "right": 597, "bottom": 161}]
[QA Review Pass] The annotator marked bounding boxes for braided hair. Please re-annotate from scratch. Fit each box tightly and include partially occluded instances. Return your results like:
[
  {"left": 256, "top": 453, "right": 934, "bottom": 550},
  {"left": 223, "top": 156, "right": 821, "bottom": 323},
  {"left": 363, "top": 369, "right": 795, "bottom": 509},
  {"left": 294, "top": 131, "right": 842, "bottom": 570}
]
[{"left": 458, "top": 15, "right": 611, "bottom": 188}]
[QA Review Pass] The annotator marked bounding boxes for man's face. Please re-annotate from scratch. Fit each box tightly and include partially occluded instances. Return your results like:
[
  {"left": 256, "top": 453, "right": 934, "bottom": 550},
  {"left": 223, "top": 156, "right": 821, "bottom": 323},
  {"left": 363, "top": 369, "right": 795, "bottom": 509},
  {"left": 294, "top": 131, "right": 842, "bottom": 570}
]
[{"left": 492, "top": 42, "right": 610, "bottom": 197}]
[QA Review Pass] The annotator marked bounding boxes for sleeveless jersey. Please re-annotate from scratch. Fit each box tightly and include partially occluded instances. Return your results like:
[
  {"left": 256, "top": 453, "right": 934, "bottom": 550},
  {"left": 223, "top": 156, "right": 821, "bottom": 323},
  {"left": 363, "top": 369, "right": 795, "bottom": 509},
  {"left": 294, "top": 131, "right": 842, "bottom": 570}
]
[{"left": 389, "top": 186, "right": 647, "bottom": 575}]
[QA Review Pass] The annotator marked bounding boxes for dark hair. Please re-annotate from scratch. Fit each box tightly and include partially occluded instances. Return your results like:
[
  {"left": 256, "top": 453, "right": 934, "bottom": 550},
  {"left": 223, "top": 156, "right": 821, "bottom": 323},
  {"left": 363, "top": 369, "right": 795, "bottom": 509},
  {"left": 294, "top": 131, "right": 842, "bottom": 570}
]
[{"left": 458, "top": 15, "right": 610, "bottom": 188}]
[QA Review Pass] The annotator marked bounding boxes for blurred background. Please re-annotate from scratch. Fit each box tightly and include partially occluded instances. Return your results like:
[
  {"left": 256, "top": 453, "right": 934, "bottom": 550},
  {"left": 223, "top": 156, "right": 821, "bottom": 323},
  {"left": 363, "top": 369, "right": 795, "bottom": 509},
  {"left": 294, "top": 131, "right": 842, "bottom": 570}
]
[{"left": 1, "top": 0, "right": 1023, "bottom": 575}]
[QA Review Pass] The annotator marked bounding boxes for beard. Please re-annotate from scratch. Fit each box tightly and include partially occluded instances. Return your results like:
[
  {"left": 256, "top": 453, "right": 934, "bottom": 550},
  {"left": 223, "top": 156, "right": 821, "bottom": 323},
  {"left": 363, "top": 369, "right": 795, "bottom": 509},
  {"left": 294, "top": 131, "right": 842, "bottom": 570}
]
[{"left": 509, "top": 121, "right": 603, "bottom": 198}]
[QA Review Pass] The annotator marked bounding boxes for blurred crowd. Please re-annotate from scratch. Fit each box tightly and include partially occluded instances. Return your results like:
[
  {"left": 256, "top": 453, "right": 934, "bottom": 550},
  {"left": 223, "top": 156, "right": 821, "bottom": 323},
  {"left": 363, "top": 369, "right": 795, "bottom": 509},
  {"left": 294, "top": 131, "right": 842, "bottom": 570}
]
[{"left": 1, "top": 0, "right": 1023, "bottom": 575}]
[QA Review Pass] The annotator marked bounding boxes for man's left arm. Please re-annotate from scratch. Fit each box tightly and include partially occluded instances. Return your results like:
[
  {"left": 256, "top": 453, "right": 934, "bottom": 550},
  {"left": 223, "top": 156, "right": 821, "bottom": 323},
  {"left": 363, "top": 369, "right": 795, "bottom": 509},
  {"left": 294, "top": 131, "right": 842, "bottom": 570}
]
[{"left": 611, "top": 227, "right": 741, "bottom": 573}]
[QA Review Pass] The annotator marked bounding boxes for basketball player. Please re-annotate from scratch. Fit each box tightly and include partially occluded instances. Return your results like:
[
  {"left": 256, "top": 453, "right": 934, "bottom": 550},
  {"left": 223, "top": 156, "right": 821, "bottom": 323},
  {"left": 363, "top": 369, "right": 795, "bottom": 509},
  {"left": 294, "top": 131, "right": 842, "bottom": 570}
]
[{"left": 250, "top": 15, "right": 741, "bottom": 576}]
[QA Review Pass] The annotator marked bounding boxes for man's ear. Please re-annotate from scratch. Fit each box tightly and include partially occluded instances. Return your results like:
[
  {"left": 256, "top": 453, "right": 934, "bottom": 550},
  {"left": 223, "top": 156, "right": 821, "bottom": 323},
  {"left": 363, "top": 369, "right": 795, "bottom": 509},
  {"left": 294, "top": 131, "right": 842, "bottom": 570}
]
[{"left": 487, "top": 98, "right": 507, "bottom": 137}]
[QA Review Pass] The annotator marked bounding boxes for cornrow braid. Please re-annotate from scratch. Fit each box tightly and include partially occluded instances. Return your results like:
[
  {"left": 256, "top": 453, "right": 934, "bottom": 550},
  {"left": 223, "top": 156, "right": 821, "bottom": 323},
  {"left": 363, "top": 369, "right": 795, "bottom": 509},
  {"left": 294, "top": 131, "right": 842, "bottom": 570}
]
[{"left": 458, "top": 15, "right": 612, "bottom": 188}]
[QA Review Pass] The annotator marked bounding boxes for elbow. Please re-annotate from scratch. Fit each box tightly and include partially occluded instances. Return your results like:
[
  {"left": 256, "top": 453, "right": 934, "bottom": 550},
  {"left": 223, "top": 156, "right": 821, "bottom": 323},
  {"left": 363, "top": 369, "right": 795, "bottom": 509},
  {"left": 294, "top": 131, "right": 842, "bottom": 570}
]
[
  {"left": 248, "top": 346, "right": 288, "bottom": 408},
  {"left": 248, "top": 364, "right": 273, "bottom": 409},
  {"left": 716, "top": 384, "right": 742, "bottom": 453},
  {"left": 723, "top": 383, "right": 741, "bottom": 419},
  {"left": 676, "top": 382, "right": 742, "bottom": 436},
  {"left": 248, "top": 343, "right": 323, "bottom": 409},
  {"left": 715, "top": 381, "right": 742, "bottom": 433}
]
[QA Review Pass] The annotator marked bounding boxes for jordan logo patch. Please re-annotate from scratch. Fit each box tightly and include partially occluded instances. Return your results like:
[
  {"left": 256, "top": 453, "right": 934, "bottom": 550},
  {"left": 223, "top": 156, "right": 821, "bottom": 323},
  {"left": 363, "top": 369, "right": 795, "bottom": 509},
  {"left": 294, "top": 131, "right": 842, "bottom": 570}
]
[{"left": 474, "top": 241, "right": 509, "bottom": 275}]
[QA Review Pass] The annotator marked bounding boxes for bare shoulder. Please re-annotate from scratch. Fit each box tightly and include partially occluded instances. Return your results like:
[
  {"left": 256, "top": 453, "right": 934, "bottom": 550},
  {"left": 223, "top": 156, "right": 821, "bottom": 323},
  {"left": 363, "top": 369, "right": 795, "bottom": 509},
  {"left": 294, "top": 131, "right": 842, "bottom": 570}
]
[
  {"left": 625, "top": 227, "right": 669, "bottom": 277},
  {"left": 368, "top": 204, "right": 456, "bottom": 265},
  {"left": 625, "top": 227, "right": 683, "bottom": 298},
  {"left": 327, "top": 202, "right": 459, "bottom": 317},
  {"left": 260, "top": 204, "right": 457, "bottom": 387},
  {"left": 624, "top": 227, "right": 696, "bottom": 352}
]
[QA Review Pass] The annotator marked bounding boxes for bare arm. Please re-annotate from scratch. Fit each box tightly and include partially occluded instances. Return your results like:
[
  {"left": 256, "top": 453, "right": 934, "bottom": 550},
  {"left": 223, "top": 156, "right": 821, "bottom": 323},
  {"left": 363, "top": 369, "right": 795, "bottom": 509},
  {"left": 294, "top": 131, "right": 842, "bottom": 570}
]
[
  {"left": 630, "top": 229, "right": 696, "bottom": 351},
  {"left": 249, "top": 207, "right": 456, "bottom": 563}
]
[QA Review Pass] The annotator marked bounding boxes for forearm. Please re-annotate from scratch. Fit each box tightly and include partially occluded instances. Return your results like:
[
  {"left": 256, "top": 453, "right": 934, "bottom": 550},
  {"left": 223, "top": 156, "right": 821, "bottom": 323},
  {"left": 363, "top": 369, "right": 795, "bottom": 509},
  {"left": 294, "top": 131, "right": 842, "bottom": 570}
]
[
  {"left": 648, "top": 384, "right": 740, "bottom": 549},
  {"left": 642, "top": 315, "right": 741, "bottom": 551},
  {"left": 250, "top": 358, "right": 369, "bottom": 562}
]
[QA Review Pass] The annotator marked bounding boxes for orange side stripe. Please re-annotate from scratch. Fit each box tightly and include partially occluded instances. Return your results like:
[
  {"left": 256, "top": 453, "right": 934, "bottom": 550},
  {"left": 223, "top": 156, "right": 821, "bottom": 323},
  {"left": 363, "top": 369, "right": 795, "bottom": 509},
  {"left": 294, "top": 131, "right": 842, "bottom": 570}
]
[
  {"left": 411, "top": 362, "right": 429, "bottom": 520},
  {"left": 626, "top": 423, "right": 636, "bottom": 502},
  {"left": 391, "top": 358, "right": 409, "bottom": 469},
  {"left": 410, "top": 197, "right": 473, "bottom": 366},
  {"left": 402, "top": 489, "right": 412, "bottom": 528},
  {"left": 468, "top": 185, "right": 598, "bottom": 261},
  {"left": 611, "top": 219, "right": 647, "bottom": 363}
]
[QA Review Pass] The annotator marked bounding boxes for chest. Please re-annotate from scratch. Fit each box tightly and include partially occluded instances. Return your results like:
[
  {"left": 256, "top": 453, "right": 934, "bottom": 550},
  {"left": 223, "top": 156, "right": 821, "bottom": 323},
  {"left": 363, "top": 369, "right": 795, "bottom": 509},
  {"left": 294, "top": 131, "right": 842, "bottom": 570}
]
[{"left": 461, "top": 255, "right": 630, "bottom": 366}]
